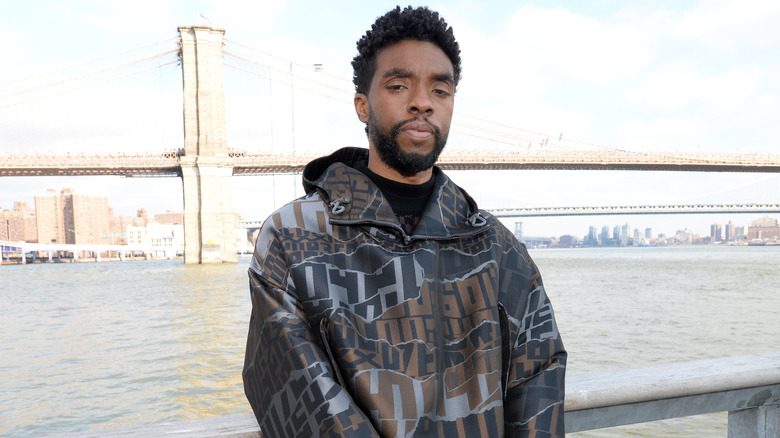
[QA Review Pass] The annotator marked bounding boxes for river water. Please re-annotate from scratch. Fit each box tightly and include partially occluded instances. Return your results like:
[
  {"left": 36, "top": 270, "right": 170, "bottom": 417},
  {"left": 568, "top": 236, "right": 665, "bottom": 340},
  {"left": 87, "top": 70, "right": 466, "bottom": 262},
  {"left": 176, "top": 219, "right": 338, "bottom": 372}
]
[{"left": 1, "top": 245, "right": 778, "bottom": 437}]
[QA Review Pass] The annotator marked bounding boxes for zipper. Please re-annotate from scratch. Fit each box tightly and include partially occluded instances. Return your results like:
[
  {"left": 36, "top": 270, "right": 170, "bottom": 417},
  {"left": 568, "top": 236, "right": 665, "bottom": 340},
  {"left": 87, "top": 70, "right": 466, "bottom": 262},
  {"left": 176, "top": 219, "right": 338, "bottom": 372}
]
[{"left": 498, "top": 302, "right": 511, "bottom": 397}]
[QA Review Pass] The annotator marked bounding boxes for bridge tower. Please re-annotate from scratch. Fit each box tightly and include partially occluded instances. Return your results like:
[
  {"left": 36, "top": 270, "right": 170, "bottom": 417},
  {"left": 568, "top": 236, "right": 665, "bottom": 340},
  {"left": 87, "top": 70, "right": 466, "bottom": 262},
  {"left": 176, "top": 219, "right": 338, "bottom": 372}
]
[{"left": 178, "top": 26, "right": 237, "bottom": 264}]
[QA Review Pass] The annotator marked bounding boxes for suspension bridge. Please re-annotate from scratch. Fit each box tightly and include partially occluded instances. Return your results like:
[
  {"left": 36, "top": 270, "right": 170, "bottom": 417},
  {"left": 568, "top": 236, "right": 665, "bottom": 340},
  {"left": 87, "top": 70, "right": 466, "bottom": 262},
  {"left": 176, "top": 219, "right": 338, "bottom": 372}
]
[{"left": 1, "top": 25, "right": 779, "bottom": 262}]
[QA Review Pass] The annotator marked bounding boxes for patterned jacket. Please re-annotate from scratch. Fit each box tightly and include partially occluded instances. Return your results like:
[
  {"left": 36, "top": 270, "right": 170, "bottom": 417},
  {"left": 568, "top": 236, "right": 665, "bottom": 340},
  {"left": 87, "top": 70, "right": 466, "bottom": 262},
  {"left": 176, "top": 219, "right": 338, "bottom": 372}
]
[{"left": 243, "top": 147, "right": 566, "bottom": 437}]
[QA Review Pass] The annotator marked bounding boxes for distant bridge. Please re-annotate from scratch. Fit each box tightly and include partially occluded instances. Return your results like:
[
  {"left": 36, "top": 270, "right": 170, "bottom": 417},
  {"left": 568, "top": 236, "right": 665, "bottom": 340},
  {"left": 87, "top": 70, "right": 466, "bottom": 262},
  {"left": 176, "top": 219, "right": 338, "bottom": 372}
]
[
  {"left": 2, "top": 149, "right": 780, "bottom": 177},
  {"left": 237, "top": 203, "right": 780, "bottom": 228},
  {"left": 486, "top": 203, "right": 780, "bottom": 218}
]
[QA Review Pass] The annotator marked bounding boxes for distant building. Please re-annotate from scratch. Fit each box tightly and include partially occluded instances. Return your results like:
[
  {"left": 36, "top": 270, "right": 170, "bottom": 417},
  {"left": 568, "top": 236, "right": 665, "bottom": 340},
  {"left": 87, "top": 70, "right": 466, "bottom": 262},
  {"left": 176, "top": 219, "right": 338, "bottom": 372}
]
[
  {"left": 724, "top": 221, "right": 736, "bottom": 241},
  {"left": 710, "top": 223, "right": 722, "bottom": 242},
  {"left": 621, "top": 223, "right": 630, "bottom": 246},
  {"left": 585, "top": 226, "right": 598, "bottom": 247},
  {"left": 34, "top": 188, "right": 112, "bottom": 244},
  {"left": 35, "top": 189, "right": 66, "bottom": 244},
  {"left": 673, "top": 229, "right": 697, "bottom": 244},
  {"left": 600, "top": 225, "right": 610, "bottom": 246},
  {"left": 645, "top": 228, "right": 652, "bottom": 239},
  {"left": 558, "top": 235, "right": 576, "bottom": 248},
  {"left": 110, "top": 209, "right": 150, "bottom": 245},
  {"left": 0, "top": 201, "right": 38, "bottom": 242},
  {"left": 735, "top": 225, "right": 746, "bottom": 241},
  {"left": 747, "top": 216, "right": 780, "bottom": 241},
  {"left": 126, "top": 222, "right": 184, "bottom": 254},
  {"left": 155, "top": 210, "right": 184, "bottom": 225}
]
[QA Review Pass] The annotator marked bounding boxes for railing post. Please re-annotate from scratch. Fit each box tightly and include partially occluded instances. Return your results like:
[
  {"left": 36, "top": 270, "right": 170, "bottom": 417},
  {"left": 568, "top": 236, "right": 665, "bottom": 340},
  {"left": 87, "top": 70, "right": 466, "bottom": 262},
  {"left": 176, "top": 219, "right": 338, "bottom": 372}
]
[{"left": 729, "top": 404, "right": 780, "bottom": 438}]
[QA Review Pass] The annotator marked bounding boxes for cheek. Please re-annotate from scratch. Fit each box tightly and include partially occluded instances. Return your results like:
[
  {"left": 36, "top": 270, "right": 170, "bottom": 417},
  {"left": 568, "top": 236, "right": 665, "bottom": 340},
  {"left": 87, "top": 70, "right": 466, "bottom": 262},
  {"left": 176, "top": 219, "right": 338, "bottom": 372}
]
[{"left": 435, "top": 105, "right": 454, "bottom": 130}]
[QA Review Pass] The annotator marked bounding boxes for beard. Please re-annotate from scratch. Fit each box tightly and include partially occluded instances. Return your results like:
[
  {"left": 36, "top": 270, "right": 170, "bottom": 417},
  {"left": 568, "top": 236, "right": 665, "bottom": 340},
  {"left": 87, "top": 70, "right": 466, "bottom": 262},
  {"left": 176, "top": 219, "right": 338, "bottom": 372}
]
[{"left": 368, "top": 108, "right": 447, "bottom": 177}]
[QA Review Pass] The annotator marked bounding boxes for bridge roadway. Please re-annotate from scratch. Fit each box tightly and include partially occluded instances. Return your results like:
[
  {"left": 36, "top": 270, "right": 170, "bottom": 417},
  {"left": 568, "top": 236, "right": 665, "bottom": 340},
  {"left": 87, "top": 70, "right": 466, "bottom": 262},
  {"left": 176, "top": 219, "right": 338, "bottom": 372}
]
[{"left": 2, "top": 149, "right": 780, "bottom": 176}]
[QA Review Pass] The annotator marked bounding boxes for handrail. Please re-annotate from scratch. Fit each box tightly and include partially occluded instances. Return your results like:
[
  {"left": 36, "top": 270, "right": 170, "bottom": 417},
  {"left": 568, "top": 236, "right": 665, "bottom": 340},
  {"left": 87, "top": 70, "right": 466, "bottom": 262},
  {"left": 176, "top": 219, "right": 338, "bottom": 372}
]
[
  {"left": 565, "top": 351, "right": 780, "bottom": 435},
  {"left": 45, "top": 352, "right": 780, "bottom": 437}
]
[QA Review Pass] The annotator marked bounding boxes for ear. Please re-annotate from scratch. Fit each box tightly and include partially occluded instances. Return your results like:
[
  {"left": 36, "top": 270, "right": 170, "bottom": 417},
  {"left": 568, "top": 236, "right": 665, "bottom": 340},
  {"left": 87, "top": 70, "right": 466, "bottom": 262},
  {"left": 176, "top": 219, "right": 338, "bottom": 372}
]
[{"left": 354, "top": 93, "right": 369, "bottom": 124}]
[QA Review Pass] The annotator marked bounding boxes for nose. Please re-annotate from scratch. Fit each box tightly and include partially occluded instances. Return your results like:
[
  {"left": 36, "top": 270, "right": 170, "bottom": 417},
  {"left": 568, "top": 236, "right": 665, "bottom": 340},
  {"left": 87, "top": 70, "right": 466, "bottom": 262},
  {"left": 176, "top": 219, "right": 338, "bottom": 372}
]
[{"left": 408, "top": 86, "right": 433, "bottom": 116}]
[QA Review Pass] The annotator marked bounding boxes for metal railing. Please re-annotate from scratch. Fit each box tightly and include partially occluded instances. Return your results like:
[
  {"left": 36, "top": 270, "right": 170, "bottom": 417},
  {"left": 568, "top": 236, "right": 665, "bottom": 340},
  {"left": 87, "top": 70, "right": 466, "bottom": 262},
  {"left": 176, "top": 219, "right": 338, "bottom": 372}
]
[
  {"left": 46, "top": 351, "right": 780, "bottom": 437},
  {"left": 565, "top": 351, "right": 780, "bottom": 436}
]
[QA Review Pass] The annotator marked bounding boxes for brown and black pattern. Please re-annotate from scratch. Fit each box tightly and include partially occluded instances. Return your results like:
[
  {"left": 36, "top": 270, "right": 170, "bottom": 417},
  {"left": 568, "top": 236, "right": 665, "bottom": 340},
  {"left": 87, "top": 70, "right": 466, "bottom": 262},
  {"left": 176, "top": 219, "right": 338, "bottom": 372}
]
[{"left": 243, "top": 147, "right": 566, "bottom": 438}]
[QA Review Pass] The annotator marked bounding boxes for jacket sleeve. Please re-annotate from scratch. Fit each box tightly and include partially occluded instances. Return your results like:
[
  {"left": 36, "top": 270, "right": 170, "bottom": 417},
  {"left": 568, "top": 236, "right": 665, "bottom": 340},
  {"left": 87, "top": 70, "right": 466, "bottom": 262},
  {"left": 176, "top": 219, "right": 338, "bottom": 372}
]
[
  {"left": 500, "top": 240, "right": 567, "bottom": 438},
  {"left": 242, "top": 223, "right": 380, "bottom": 438}
]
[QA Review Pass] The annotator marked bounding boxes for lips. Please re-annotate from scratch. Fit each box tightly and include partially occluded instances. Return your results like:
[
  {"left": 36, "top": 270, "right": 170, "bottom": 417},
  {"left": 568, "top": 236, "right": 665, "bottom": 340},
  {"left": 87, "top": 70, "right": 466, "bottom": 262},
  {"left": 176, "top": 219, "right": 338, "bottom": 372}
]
[{"left": 400, "top": 121, "right": 435, "bottom": 139}]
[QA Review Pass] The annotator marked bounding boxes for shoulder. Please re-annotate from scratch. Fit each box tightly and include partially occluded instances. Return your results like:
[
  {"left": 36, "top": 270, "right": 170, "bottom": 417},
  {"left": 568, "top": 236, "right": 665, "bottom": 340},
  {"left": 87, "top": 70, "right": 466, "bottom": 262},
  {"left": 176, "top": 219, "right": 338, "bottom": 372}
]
[
  {"left": 264, "top": 192, "right": 331, "bottom": 232},
  {"left": 251, "top": 192, "right": 329, "bottom": 259}
]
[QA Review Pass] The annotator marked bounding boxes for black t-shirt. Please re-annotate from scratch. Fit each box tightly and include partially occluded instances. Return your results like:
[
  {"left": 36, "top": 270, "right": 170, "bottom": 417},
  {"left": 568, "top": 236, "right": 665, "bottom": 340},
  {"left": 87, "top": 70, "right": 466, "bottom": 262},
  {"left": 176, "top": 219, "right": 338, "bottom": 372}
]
[{"left": 355, "top": 160, "right": 435, "bottom": 235}]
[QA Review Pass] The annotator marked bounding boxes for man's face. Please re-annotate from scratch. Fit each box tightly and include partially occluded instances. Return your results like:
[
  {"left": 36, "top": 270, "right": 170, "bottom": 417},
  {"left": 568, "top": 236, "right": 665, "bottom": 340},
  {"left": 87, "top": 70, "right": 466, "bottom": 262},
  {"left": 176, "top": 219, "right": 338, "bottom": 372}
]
[{"left": 355, "top": 40, "right": 455, "bottom": 177}]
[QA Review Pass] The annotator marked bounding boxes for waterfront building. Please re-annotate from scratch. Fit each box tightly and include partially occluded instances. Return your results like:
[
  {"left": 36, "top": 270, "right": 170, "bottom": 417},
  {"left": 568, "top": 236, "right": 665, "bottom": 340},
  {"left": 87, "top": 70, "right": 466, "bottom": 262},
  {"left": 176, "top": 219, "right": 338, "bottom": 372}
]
[
  {"left": 724, "top": 221, "right": 736, "bottom": 242},
  {"left": 711, "top": 223, "right": 723, "bottom": 242},
  {"left": 155, "top": 210, "right": 184, "bottom": 225},
  {"left": 126, "top": 222, "right": 184, "bottom": 252},
  {"left": 0, "top": 201, "right": 38, "bottom": 242},
  {"left": 558, "top": 234, "right": 576, "bottom": 248},
  {"left": 735, "top": 225, "right": 746, "bottom": 241},
  {"left": 673, "top": 229, "right": 697, "bottom": 244},
  {"left": 747, "top": 216, "right": 780, "bottom": 241},
  {"left": 645, "top": 228, "right": 652, "bottom": 239},
  {"left": 600, "top": 226, "right": 610, "bottom": 246},
  {"left": 621, "top": 223, "right": 630, "bottom": 246},
  {"left": 34, "top": 188, "right": 113, "bottom": 245},
  {"left": 110, "top": 209, "right": 150, "bottom": 245},
  {"left": 585, "top": 226, "right": 598, "bottom": 247},
  {"left": 35, "top": 190, "right": 66, "bottom": 244}
]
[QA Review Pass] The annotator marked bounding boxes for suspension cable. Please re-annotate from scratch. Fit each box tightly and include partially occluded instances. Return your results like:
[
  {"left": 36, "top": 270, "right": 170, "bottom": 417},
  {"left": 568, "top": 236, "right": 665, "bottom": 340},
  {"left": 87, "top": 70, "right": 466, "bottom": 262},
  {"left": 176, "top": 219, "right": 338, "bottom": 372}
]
[
  {"left": 0, "top": 57, "right": 179, "bottom": 109},
  {"left": 0, "top": 37, "right": 178, "bottom": 87},
  {"left": 1, "top": 49, "right": 179, "bottom": 101}
]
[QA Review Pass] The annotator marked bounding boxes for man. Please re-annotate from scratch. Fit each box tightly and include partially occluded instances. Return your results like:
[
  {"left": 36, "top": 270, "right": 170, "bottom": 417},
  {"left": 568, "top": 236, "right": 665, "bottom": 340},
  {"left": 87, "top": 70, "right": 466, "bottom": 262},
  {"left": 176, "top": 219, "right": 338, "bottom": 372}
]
[{"left": 243, "top": 6, "right": 566, "bottom": 437}]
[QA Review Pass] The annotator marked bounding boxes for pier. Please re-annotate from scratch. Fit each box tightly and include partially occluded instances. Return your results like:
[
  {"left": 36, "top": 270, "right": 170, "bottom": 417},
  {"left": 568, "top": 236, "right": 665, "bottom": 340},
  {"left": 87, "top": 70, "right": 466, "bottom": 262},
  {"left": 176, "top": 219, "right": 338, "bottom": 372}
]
[
  {"left": 0, "top": 241, "right": 180, "bottom": 264},
  {"left": 46, "top": 352, "right": 780, "bottom": 438}
]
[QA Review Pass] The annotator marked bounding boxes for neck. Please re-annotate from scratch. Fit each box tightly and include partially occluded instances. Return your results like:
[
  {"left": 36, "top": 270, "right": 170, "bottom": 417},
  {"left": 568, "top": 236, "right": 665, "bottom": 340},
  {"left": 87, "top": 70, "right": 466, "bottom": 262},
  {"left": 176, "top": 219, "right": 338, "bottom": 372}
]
[{"left": 367, "top": 149, "right": 434, "bottom": 185}]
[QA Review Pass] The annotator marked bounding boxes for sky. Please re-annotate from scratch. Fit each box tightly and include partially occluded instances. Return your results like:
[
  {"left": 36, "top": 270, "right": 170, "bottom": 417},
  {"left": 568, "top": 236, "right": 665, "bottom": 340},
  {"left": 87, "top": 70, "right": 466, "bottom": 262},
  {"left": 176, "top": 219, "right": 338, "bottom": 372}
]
[{"left": 1, "top": 0, "right": 779, "bottom": 239}]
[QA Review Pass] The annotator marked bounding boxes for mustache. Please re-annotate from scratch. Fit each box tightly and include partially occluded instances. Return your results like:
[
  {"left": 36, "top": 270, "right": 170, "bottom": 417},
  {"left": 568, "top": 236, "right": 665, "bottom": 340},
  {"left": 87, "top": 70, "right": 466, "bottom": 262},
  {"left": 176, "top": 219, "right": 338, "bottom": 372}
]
[{"left": 390, "top": 118, "right": 441, "bottom": 138}]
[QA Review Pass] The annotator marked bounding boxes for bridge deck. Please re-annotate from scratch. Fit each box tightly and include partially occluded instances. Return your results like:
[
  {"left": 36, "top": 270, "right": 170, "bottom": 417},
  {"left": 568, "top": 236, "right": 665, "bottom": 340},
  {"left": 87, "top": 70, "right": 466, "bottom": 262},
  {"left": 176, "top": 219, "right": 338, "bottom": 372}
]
[{"left": 2, "top": 150, "right": 780, "bottom": 176}]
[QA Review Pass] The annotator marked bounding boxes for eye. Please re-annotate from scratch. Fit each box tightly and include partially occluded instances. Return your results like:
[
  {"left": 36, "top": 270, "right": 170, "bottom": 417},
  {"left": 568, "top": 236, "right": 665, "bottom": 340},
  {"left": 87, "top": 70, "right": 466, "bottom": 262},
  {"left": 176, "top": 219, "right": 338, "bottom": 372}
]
[{"left": 432, "top": 81, "right": 453, "bottom": 97}]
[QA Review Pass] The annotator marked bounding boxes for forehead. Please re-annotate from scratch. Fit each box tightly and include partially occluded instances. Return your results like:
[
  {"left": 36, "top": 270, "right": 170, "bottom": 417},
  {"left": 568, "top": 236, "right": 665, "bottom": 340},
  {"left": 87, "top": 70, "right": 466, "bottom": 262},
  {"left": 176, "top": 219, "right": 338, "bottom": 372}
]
[{"left": 372, "top": 40, "right": 454, "bottom": 80}]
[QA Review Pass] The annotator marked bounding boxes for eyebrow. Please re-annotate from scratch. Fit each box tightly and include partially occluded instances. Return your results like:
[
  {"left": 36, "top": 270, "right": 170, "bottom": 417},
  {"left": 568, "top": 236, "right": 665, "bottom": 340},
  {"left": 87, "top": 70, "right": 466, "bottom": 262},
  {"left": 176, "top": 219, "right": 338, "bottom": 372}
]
[
  {"left": 382, "top": 68, "right": 413, "bottom": 79},
  {"left": 382, "top": 68, "right": 454, "bottom": 84}
]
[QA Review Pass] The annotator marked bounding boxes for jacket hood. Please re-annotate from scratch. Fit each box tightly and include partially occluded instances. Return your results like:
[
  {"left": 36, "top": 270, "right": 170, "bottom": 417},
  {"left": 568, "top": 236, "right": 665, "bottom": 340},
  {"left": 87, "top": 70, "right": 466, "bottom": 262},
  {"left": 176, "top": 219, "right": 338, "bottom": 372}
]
[{"left": 302, "top": 147, "right": 489, "bottom": 240}]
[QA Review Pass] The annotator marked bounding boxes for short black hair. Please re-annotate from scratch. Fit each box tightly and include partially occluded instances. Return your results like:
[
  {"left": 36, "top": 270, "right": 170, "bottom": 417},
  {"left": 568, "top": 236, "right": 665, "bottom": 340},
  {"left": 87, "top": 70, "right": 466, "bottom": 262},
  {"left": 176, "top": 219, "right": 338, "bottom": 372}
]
[{"left": 352, "top": 5, "right": 462, "bottom": 95}]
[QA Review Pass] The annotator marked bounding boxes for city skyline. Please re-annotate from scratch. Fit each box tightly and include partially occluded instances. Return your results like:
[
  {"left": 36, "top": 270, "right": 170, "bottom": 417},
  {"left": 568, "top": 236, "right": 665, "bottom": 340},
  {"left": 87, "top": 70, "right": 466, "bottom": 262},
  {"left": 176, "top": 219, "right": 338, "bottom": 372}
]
[
  {"left": 2, "top": 1, "right": 779, "bottom": 238},
  {"left": 3, "top": 186, "right": 777, "bottom": 244}
]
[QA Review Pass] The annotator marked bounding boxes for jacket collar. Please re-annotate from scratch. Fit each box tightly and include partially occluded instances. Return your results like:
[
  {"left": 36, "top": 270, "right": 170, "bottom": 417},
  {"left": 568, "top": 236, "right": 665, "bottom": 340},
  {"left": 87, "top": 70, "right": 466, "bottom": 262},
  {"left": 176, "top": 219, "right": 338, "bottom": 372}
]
[{"left": 302, "top": 147, "right": 489, "bottom": 240}]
